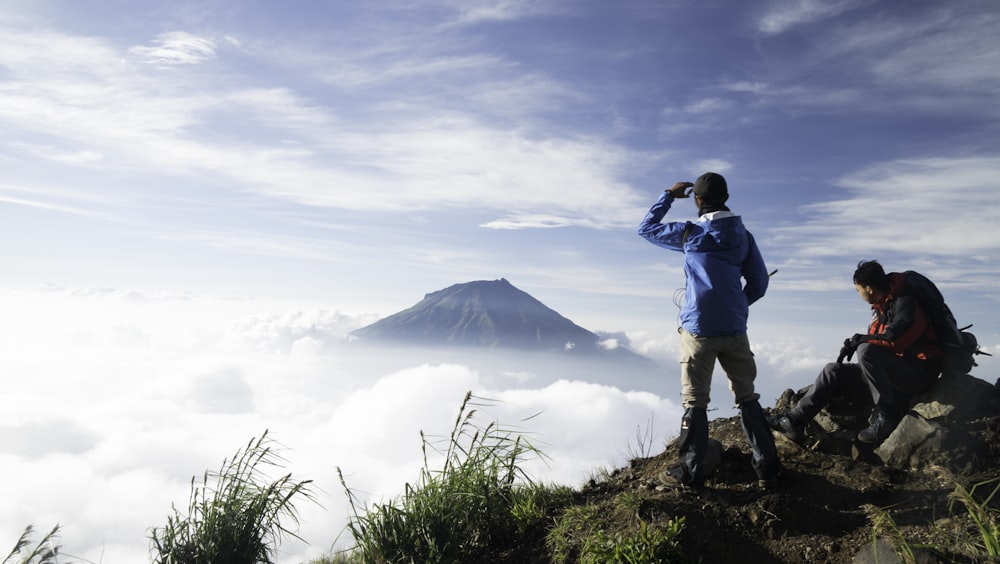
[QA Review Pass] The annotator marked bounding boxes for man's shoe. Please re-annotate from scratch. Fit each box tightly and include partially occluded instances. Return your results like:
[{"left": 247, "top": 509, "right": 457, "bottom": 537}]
[
  {"left": 657, "top": 465, "right": 703, "bottom": 490},
  {"left": 857, "top": 410, "right": 899, "bottom": 444},
  {"left": 753, "top": 459, "right": 782, "bottom": 490},
  {"left": 768, "top": 413, "right": 806, "bottom": 442}
]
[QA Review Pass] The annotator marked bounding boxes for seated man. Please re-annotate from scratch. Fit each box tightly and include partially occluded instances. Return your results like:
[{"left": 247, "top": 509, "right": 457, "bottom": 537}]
[{"left": 772, "top": 260, "right": 942, "bottom": 444}]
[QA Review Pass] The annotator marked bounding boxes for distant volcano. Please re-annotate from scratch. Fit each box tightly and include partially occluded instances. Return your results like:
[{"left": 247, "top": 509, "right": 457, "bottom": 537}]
[{"left": 350, "top": 278, "right": 650, "bottom": 362}]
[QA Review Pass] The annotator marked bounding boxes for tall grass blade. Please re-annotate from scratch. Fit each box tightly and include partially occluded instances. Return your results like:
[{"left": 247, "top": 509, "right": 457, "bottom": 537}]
[{"left": 149, "top": 430, "right": 316, "bottom": 564}]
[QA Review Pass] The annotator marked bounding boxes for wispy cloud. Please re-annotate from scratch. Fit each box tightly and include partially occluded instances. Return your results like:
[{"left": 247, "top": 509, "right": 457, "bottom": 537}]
[
  {"left": 756, "top": 0, "right": 865, "bottom": 36},
  {"left": 772, "top": 155, "right": 1000, "bottom": 288},
  {"left": 451, "top": 0, "right": 572, "bottom": 25},
  {"left": 129, "top": 31, "right": 217, "bottom": 65},
  {"left": 747, "top": 4, "right": 1000, "bottom": 117},
  {"left": 0, "top": 21, "right": 648, "bottom": 234}
]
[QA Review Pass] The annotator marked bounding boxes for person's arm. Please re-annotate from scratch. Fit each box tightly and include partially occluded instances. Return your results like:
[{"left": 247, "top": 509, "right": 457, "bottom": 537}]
[
  {"left": 742, "top": 232, "right": 769, "bottom": 305},
  {"left": 869, "top": 295, "right": 928, "bottom": 354},
  {"left": 636, "top": 182, "right": 694, "bottom": 251}
]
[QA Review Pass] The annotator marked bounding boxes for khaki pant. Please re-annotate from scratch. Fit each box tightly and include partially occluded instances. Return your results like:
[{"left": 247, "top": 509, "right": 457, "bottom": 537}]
[{"left": 679, "top": 329, "right": 760, "bottom": 409}]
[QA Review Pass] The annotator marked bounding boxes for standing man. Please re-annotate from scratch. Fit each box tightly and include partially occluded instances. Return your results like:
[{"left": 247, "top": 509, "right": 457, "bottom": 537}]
[
  {"left": 638, "top": 172, "right": 780, "bottom": 489},
  {"left": 771, "top": 260, "right": 943, "bottom": 444}
]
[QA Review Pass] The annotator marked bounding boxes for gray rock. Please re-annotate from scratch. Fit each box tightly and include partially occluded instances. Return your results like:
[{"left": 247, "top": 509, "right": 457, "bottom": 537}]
[
  {"left": 875, "top": 413, "right": 947, "bottom": 469},
  {"left": 911, "top": 373, "right": 996, "bottom": 420},
  {"left": 786, "top": 374, "right": 996, "bottom": 472},
  {"left": 852, "top": 537, "right": 901, "bottom": 564}
]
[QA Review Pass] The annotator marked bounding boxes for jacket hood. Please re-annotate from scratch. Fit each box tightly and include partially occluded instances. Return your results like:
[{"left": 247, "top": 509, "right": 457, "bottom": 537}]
[{"left": 689, "top": 212, "right": 746, "bottom": 251}]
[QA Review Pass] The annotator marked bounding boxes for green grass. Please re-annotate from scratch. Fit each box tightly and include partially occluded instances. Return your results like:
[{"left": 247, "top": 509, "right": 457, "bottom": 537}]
[
  {"left": 335, "top": 391, "right": 575, "bottom": 563},
  {"left": 949, "top": 477, "right": 1000, "bottom": 557},
  {"left": 866, "top": 477, "right": 1000, "bottom": 563},
  {"left": 3, "top": 526, "right": 61, "bottom": 564},
  {"left": 547, "top": 496, "right": 685, "bottom": 564},
  {"left": 148, "top": 430, "right": 316, "bottom": 564},
  {"left": 330, "top": 391, "right": 687, "bottom": 564}
]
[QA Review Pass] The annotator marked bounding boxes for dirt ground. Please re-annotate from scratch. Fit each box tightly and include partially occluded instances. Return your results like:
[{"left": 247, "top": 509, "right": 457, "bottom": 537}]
[{"left": 577, "top": 397, "right": 1000, "bottom": 563}]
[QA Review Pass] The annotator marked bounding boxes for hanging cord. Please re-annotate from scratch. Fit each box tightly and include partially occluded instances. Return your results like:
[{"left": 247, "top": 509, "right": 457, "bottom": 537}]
[{"left": 672, "top": 287, "right": 686, "bottom": 332}]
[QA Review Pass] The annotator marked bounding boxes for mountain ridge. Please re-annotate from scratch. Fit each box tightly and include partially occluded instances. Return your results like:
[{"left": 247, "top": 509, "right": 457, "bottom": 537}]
[{"left": 350, "top": 278, "right": 650, "bottom": 363}]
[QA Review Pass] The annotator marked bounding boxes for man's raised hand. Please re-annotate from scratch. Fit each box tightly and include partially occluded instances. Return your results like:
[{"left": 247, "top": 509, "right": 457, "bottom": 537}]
[{"left": 668, "top": 181, "right": 694, "bottom": 198}]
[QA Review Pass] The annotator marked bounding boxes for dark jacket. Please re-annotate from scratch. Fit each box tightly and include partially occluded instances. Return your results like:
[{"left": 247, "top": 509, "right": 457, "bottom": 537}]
[
  {"left": 637, "top": 191, "right": 768, "bottom": 337},
  {"left": 868, "top": 272, "right": 943, "bottom": 364}
]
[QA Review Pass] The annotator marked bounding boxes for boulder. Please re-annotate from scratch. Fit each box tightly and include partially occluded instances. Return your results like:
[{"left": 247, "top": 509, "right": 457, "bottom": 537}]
[
  {"left": 776, "top": 373, "right": 999, "bottom": 472},
  {"left": 875, "top": 413, "right": 948, "bottom": 469},
  {"left": 851, "top": 538, "right": 900, "bottom": 564},
  {"left": 910, "top": 373, "right": 996, "bottom": 420}
]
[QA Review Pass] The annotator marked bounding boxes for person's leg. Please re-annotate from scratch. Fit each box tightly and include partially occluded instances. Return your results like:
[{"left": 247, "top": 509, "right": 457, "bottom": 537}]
[
  {"left": 789, "top": 362, "right": 863, "bottom": 423},
  {"left": 739, "top": 398, "right": 781, "bottom": 487},
  {"left": 679, "top": 329, "right": 715, "bottom": 409},
  {"left": 855, "top": 343, "right": 901, "bottom": 415},
  {"left": 770, "top": 361, "right": 865, "bottom": 441},
  {"left": 717, "top": 334, "right": 780, "bottom": 486},
  {"left": 887, "top": 355, "right": 940, "bottom": 396},
  {"left": 675, "top": 406, "right": 708, "bottom": 486},
  {"left": 675, "top": 330, "right": 715, "bottom": 485},
  {"left": 856, "top": 343, "right": 938, "bottom": 443},
  {"left": 717, "top": 333, "right": 759, "bottom": 406}
]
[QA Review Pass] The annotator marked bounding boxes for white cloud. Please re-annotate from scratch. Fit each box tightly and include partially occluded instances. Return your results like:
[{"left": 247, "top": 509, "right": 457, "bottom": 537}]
[
  {"left": 684, "top": 97, "right": 733, "bottom": 114},
  {"left": 757, "top": 0, "right": 864, "bottom": 36},
  {"left": 723, "top": 81, "right": 769, "bottom": 94},
  {"left": 0, "top": 22, "right": 649, "bottom": 234},
  {"left": 746, "top": 4, "right": 1000, "bottom": 117},
  {"left": 692, "top": 159, "right": 733, "bottom": 176},
  {"left": 452, "top": 0, "right": 571, "bottom": 25},
  {"left": 778, "top": 155, "right": 1000, "bottom": 262},
  {"left": 0, "top": 287, "right": 688, "bottom": 562},
  {"left": 129, "top": 32, "right": 218, "bottom": 65}
]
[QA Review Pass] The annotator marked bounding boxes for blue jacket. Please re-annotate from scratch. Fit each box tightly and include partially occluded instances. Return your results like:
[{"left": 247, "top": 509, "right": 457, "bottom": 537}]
[{"left": 637, "top": 191, "right": 768, "bottom": 337}]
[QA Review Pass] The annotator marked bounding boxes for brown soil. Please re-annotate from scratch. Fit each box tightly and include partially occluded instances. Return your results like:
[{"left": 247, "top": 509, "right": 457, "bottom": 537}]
[{"left": 576, "top": 400, "right": 1000, "bottom": 563}]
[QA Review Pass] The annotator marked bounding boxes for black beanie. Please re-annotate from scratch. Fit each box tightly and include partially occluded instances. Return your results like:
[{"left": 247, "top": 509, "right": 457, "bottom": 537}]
[{"left": 692, "top": 172, "right": 728, "bottom": 201}]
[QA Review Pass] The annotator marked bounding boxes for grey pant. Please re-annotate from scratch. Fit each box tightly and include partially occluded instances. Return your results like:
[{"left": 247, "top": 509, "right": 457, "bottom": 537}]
[
  {"left": 679, "top": 329, "right": 760, "bottom": 409},
  {"left": 790, "top": 342, "right": 940, "bottom": 422}
]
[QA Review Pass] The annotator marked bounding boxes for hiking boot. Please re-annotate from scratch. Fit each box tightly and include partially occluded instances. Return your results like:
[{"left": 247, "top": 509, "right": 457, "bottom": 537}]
[
  {"left": 753, "top": 459, "right": 782, "bottom": 490},
  {"left": 768, "top": 413, "right": 806, "bottom": 442},
  {"left": 857, "top": 410, "right": 899, "bottom": 444},
  {"left": 657, "top": 465, "right": 703, "bottom": 490}
]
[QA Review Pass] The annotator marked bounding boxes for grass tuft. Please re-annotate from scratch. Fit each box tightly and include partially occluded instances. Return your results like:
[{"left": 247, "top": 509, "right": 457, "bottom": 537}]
[
  {"left": 337, "top": 391, "right": 574, "bottom": 563},
  {"left": 3, "top": 526, "right": 61, "bottom": 564},
  {"left": 948, "top": 477, "right": 1000, "bottom": 557},
  {"left": 149, "top": 430, "right": 316, "bottom": 564},
  {"left": 866, "top": 477, "right": 1000, "bottom": 563},
  {"left": 548, "top": 498, "right": 685, "bottom": 563}
]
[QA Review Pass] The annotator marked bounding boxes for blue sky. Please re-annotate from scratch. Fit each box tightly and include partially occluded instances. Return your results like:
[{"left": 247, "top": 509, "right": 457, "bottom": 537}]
[{"left": 2, "top": 0, "right": 999, "bottom": 560}]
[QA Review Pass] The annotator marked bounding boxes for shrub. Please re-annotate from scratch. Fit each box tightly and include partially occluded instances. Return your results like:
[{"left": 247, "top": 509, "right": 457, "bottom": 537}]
[
  {"left": 149, "top": 431, "right": 315, "bottom": 564},
  {"left": 338, "top": 391, "right": 573, "bottom": 563}
]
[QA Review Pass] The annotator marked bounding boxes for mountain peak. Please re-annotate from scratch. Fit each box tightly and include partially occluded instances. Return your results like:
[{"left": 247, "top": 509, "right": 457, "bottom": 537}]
[{"left": 351, "top": 279, "right": 641, "bottom": 360}]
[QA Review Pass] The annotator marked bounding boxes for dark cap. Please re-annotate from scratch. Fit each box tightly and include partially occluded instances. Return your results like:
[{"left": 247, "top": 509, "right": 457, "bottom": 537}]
[{"left": 692, "top": 172, "right": 728, "bottom": 201}]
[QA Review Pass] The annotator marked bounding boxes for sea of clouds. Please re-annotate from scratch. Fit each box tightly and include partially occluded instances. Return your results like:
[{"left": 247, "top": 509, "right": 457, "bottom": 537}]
[
  {"left": 0, "top": 286, "right": 740, "bottom": 562},
  {"left": 0, "top": 283, "right": 856, "bottom": 562}
]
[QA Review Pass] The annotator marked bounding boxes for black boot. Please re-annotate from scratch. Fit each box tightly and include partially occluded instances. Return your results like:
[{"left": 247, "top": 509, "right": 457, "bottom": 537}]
[
  {"left": 674, "top": 407, "right": 708, "bottom": 487},
  {"left": 768, "top": 412, "right": 807, "bottom": 442},
  {"left": 740, "top": 400, "right": 781, "bottom": 488},
  {"left": 857, "top": 408, "right": 899, "bottom": 444}
]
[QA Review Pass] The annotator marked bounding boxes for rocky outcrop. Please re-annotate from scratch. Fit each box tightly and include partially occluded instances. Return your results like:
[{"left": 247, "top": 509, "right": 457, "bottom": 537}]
[{"left": 776, "top": 373, "right": 1000, "bottom": 474}]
